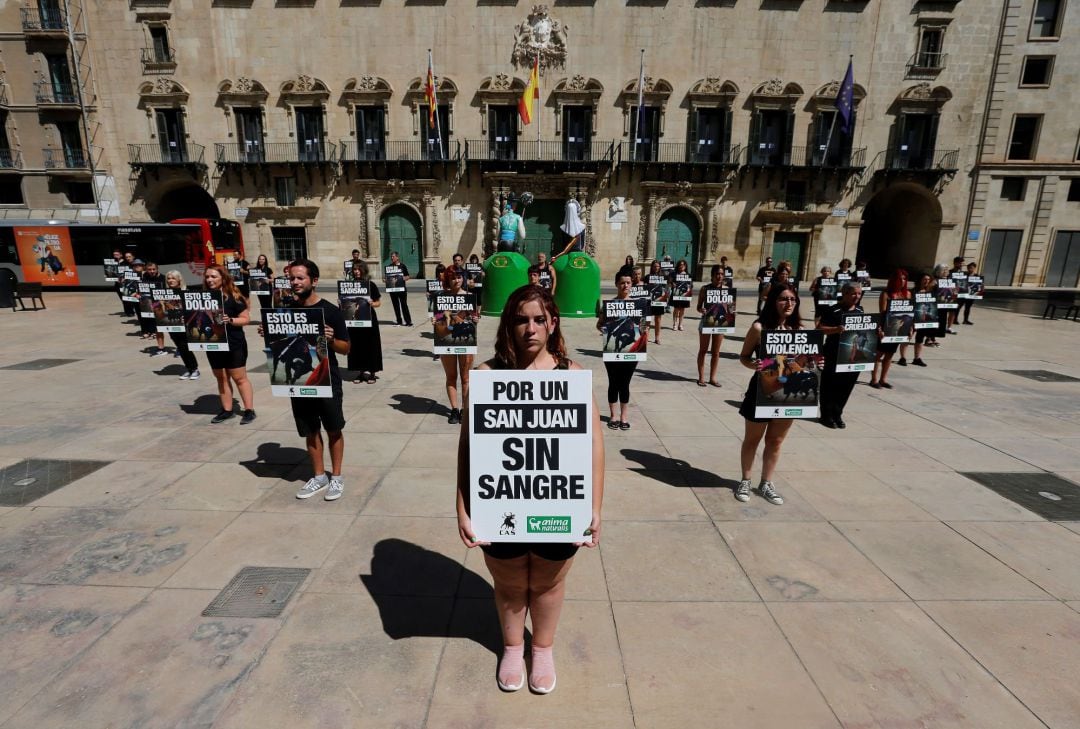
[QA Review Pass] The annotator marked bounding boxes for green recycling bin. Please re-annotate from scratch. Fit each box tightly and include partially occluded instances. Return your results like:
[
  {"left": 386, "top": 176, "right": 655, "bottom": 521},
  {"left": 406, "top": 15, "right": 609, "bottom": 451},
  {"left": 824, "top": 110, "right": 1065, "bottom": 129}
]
[
  {"left": 553, "top": 252, "right": 601, "bottom": 318},
  {"left": 481, "top": 251, "right": 530, "bottom": 317}
]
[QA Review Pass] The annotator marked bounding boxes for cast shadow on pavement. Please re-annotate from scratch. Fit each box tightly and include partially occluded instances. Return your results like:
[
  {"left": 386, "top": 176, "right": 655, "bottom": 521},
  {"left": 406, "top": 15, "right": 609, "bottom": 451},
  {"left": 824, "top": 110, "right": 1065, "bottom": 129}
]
[
  {"left": 152, "top": 364, "right": 187, "bottom": 376},
  {"left": 621, "top": 448, "right": 735, "bottom": 490},
  {"left": 636, "top": 368, "right": 696, "bottom": 383},
  {"left": 179, "top": 394, "right": 227, "bottom": 415},
  {"left": 400, "top": 348, "right": 435, "bottom": 359},
  {"left": 360, "top": 538, "right": 520, "bottom": 656},
  {"left": 239, "top": 442, "right": 309, "bottom": 480},
  {"left": 389, "top": 393, "right": 450, "bottom": 417}
]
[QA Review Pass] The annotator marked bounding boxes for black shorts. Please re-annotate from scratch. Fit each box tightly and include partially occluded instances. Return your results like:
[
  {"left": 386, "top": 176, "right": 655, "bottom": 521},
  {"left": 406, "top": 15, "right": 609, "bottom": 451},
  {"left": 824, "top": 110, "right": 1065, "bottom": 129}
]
[
  {"left": 481, "top": 542, "right": 579, "bottom": 562},
  {"left": 291, "top": 395, "right": 346, "bottom": 437},
  {"left": 206, "top": 339, "right": 247, "bottom": 370}
]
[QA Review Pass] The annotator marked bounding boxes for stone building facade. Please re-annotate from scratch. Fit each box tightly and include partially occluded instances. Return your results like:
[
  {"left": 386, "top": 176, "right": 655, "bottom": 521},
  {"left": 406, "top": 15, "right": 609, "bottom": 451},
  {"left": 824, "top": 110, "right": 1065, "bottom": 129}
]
[{"left": 2, "top": 1, "right": 1075, "bottom": 286}]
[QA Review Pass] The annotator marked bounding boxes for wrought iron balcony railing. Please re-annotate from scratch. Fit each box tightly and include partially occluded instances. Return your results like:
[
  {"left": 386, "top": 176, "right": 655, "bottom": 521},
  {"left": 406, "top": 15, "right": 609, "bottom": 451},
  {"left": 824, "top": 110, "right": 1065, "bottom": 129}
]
[
  {"left": 128, "top": 142, "right": 206, "bottom": 166},
  {"left": 884, "top": 148, "right": 959, "bottom": 171},
  {"left": 43, "top": 148, "right": 89, "bottom": 170},
  {"left": 621, "top": 141, "right": 742, "bottom": 165},
  {"left": 339, "top": 139, "right": 458, "bottom": 162},
  {"left": 744, "top": 144, "right": 867, "bottom": 168},
  {"left": 464, "top": 139, "right": 615, "bottom": 163},
  {"left": 908, "top": 51, "right": 948, "bottom": 73},
  {"left": 0, "top": 150, "right": 23, "bottom": 170},
  {"left": 34, "top": 80, "right": 78, "bottom": 105},
  {"left": 215, "top": 141, "right": 337, "bottom": 165},
  {"left": 20, "top": 6, "right": 67, "bottom": 33},
  {"left": 141, "top": 46, "right": 176, "bottom": 68}
]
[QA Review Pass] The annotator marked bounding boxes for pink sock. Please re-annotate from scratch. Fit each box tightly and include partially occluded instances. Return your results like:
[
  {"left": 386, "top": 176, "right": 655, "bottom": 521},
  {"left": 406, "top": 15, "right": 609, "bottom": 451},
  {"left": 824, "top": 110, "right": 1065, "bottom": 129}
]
[
  {"left": 498, "top": 644, "right": 525, "bottom": 690},
  {"left": 530, "top": 645, "right": 556, "bottom": 693}
]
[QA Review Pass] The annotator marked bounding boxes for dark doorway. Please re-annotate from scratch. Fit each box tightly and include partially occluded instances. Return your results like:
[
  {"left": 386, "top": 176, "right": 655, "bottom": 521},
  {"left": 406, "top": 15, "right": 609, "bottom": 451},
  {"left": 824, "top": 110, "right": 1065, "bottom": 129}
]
[
  {"left": 771, "top": 231, "right": 807, "bottom": 281},
  {"left": 855, "top": 184, "right": 943, "bottom": 275},
  {"left": 150, "top": 185, "right": 220, "bottom": 222},
  {"left": 235, "top": 109, "right": 263, "bottom": 163},
  {"left": 155, "top": 109, "right": 187, "bottom": 163},
  {"left": 692, "top": 108, "right": 731, "bottom": 163},
  {"left": 521, "top": 199, "right": 564, "bottom": 262},
  {"left": 562, "top": 105, "right": 591, "bottom": 161},
  {"left": 890, "top": 113, "right": 939, "bottom": 170},
  {"left": 749, "top": 109, "right": 793, "bottom": 166},
  {"left": 295, "top": 107, "right": 324, "bottom": 162},
  {"left": 630, "top": 106, "right": 660, "bottom": 162},
  {"left": 356, "top": 106, "right": 385, "bottom": 160},
  {"left": 380, "top": 204, "right": 422, "bottom": 274}
]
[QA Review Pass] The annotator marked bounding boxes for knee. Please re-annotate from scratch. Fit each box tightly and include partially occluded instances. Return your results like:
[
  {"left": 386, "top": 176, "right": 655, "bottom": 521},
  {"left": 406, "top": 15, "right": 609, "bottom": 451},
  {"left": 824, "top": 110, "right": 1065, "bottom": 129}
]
[{"left": 764, "top": 434, "right": 786, "bottom": 451}]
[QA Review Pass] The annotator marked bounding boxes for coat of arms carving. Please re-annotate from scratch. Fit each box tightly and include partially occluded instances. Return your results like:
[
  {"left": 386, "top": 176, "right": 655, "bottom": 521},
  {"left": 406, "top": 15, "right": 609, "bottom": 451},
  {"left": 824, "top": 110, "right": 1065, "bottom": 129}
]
[{"left": 511, "top": 5, "right": 568, "bottom": 71}]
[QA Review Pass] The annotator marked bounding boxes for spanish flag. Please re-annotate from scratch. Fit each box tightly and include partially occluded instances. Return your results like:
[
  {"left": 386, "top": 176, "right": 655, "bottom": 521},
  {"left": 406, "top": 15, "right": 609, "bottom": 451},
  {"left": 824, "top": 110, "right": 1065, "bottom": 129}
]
[
  {"left": 519, "top": 56, "right": 539, "bottom": 125},
  {"left": 425, "top": 51, "right": 438, "bottom": 129}
]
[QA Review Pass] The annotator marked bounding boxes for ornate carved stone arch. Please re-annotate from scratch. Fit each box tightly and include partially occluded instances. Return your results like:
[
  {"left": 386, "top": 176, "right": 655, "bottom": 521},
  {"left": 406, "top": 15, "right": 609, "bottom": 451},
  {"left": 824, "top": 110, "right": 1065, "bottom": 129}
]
[
  {"left": 551, "top": 75, "right": 602, "bottom": 135},
  {"left": 750, "top": 79, "right": 803, "bottom": 109},
  {"left": 138, "top": 79, "right": 190, "bottom": 141},
  {"left": 279, "top": 75, "right": 331, "bottom": 139},
  {"left": 896, "top": 83, "right": 952, "bottom": 111},
  {"left": 618, "top": 77, "right": 673, "bottom": 135},
  {"left": 405, "top": 76, "right": 458, "bottom": 137},
  {"left": 687, "top": 78, "right": 739, "bottom": 107},
  {"left": 341, "top": 76, "right": 393, "bottom": 137},
  {"left": 216, "top": 78, "right": 269, "bottom": 137},
  {"left": 657, "top": 202, "right": 705, "bottom": 234},
  {"left": 476, "top": 75, "right": 527, "bottom": 135},
  {"left": 811, "top": 80, "right": 867, "bottom": 109}
]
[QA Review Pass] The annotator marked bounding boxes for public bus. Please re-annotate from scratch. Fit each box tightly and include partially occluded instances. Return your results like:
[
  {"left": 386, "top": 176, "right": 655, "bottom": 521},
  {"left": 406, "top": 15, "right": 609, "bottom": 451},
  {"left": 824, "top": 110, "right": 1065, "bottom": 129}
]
[{"left": 0, "top": 218, "right": 244, "bottom": 288}]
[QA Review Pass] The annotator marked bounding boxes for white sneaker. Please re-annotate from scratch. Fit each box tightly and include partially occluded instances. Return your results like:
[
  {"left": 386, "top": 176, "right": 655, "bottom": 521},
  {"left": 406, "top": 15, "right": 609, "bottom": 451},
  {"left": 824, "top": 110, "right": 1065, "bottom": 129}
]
[
  {"left": 296, "top": 477, "right": 328, "bottom": 499},
  {"left": 735, "top": 479, "right": 752, "bottom": 502},
  {"left": 188, "top": 370, "right": 201, "bottom": 380},
  {"left": 179, "top": 371, "right": 191, "bottom": 380},
  {"left": 758, "top": 481, "right": 784, "bottom": 505},
  {"left": 325, "top": 478, "right": 344, "bottom": 501}
]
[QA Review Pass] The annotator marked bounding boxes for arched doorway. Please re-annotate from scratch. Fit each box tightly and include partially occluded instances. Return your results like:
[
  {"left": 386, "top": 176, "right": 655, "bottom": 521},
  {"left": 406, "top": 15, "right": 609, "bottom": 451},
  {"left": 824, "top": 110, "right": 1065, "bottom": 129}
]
[
  {"left": 149, "top": 184, "right": 220, "bottom": 222},
  {"left": 855, "top": 184, "right": 943, "bottom": 276},
  {"left": 380, "top": 204, "right": 422, "bottom": 275},
  {"left": 521, "top": 199, "right": 564, "bottom": 263},
  {"left": 656, "top": 207, "right": 700, "bottom": 274}
]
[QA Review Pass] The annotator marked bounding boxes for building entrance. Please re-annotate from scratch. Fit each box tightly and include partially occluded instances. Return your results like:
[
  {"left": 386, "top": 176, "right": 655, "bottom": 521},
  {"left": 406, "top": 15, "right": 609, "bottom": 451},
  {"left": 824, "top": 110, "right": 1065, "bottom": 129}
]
[
  {"left": 656, "top": 207, "right": 699, "bottom": 275},
  {"left": 856, "top": 183, "right": 942, "bottom": 276},
  {"left": 380, "top": 205, "right": 422, "bottom": 275},
  {"left": 771, "top": 232, "right": 807, "bottom": 281},
  {"left": 521, "top": 199, "right": 563, "bottom": 263}
]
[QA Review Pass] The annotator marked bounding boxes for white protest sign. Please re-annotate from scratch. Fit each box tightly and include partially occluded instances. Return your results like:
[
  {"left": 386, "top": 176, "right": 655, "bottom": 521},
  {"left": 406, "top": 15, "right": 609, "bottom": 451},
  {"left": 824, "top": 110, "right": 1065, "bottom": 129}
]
[{"left": 469, "top": 369, "right": 593, "bottom": 544}]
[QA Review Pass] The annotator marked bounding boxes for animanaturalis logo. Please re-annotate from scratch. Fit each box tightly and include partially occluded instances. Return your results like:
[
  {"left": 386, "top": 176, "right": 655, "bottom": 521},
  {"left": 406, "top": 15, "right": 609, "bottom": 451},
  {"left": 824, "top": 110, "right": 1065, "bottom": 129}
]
[
  {"left": 300, "top": 388, "right": 317, "bottom": 395},
  {"left": 527, "top": 516, "right": 571, "bottom": 534}
]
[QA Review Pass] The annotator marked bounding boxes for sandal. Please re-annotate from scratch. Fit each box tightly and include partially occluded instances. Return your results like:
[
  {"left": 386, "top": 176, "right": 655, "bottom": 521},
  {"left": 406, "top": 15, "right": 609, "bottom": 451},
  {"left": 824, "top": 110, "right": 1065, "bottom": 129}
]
[
  {"left": 709, "top": 380, "right": 722, "bottom": 388},
  {"left": 352, "top": 377, "right": 363, "bottom": 385},
  {"left": 697, "top": 380, "right": 707, "bottom": 387},
  {"left": 607, "top": 419, "right": 620, "bottom": 430},
  {"left": 365, "top": 374, "right": 378, "bottom": 384},
  {"left": 619, "top": 421, "right": 631, "bottom": 431}
]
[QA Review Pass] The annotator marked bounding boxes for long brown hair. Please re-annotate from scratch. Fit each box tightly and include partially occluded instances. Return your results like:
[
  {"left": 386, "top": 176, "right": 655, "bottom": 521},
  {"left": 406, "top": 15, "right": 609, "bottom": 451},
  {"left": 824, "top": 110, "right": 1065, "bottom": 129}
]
[
  {"left": 758, "top": 282, "right": 803, "bottom": 330},
  {"left": 493, "top": 285, "right": 567, "bottom": 369},
  {"left": 204, "top": 263, "right": 245, "bottom": 303}
]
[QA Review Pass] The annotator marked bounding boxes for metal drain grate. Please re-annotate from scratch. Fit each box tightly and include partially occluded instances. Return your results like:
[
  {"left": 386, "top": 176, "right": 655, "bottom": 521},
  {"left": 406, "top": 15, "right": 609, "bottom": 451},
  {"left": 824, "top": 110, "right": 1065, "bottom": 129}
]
[
  {"left": 1003, "top": 370, "right": 1080, "bottom": 384},
  {"left": 961, "top": 472, "right": 1080, "bottom": 521},
  {"left": 0, "top": 358, "right": 82, "bottom": 371},
  {"left": 202, "top": 566, "right": 310, "bottom": 618},
  {"left": 0, "top": 459, "right": 112, "bottom": 507}
]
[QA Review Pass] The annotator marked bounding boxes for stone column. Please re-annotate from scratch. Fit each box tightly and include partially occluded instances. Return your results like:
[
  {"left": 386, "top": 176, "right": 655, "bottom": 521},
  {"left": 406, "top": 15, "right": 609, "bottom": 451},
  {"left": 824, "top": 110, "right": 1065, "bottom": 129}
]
[
  {"left": 702, "top": 196, "right": 716, "bottom": 269},
  {"left": 644, "top": 195, "right": 658, "bottom": 261},
  {"left": 362, "top": 190, "right": 380, "bottom": 264},
  {"left": 421, "top": 189, "right": 440, "bottom": 265}
]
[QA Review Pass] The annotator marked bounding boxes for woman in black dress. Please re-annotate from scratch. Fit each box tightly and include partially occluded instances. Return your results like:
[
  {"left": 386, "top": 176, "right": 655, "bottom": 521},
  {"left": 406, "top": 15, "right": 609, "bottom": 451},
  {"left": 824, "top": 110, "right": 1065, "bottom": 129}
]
[
  {"left": 203, "top": 264, "right": 256, "bottom": 425},
  {"left": 346, "top": 262, "right": 383, "bottom": 385}
]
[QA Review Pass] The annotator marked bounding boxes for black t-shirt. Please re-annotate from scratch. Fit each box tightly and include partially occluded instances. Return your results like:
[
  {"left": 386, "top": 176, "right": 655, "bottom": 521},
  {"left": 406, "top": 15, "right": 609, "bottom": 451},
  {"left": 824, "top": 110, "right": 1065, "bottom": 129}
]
[
  {"left": 756, "top": 266, "right": 775, "bottom": 281},
  {"left": 821, "top": 302, "right": 863, "bottom": 359},
  {"left": 289, "top": 298, "right": 349, "bottom": 395},
  {"left": 222, "top": 295, "right": 248, "bottom": 347},
  {"left": 721, "top": 266, "right": 734, "bottom": 287}
]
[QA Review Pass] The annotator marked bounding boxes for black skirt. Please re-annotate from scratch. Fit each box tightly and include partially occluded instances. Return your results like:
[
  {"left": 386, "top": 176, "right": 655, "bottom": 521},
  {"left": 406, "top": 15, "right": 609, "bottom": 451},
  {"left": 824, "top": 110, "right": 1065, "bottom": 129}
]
[{"left": 347, "top": 318, "right": 383, "bottom": 373}]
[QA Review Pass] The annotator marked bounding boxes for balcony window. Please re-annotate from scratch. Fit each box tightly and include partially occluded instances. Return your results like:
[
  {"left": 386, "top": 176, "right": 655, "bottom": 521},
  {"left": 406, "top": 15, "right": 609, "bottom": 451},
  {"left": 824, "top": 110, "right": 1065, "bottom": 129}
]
[
  {"left": 1031, "top": 0, "right": 1063, "bottom": 38},
  {"left": 563, "top": 105, "right": 592, "bottom": 162},
  {"left": 1007, "top": 115, "right": 1041, "bottom": 160},
  {"left": 294, "top": 107, "right": 325, "bottom": 162},
  {"left": 748, "top": 109, "right": 794, "bottom": 166},
  {"left": 690, "top": 107, "right": 732, "bottom": 163},
  {"left": 419, "top": 104, "right": 450, "bottom": 159},
  {"left": 44, "top": 54, "right": 76, "bottom": 104},
  {"left": 154, "top": 109, "right": 187, "bottom": 163},
  {"left": 488, "top": 105, "right": 518, "bottom": 161},
  {"left": 149, "top": 25, "right": 172, "bottom": 62},
  {"left": 355, "top": 106, "right": 385, "bottom": 160},
  {"left": 1020, "top": 56, "right": 1054, "bottom": 87},
  {"left": 1000, "top": 177, "right": 1027, "bottom": 201},
  {"left": 811, "top": 110, "right": 855, "bottom": 166},
  {"left": 57, "top": 121, "right": 85, "bottom": 166},
  {"left": 274, "top": 176, "right": 297, "bottom": 207},
  {"left": 915, "top": 27, "right": 946, "bottom": 70},
  {"left": 630, "top": 106, "right": 661, "bottom": 162},
  {"left": 235, "top": 109, "right": 264, "bottom": 162}
]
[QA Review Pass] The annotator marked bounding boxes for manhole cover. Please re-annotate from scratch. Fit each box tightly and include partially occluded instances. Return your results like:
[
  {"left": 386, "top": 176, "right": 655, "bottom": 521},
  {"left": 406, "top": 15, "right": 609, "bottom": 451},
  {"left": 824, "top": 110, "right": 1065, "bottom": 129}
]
[
  {"left": 202, "top": 566, "right": 310, "bottom": 619},
  {"left": 0, "top": 459, "right": 112, "bottom": 507},
  {"left": 0, "top": 358, "right": 82, "bottom": 371},
  {"left": 961, "top": 472, "right": 1080, "bottom": 520},
  {"left": 1003, "top": 370, "right": 1080, "bottom": 384}
]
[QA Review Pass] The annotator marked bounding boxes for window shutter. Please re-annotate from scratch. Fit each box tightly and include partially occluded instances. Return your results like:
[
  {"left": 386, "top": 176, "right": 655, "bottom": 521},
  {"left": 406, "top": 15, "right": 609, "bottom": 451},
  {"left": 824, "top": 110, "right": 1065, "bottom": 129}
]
[
  {"left": 785, "top": 110, "right": 796, "bottom": 165},
  {"left": 927, "top": 113, "right": 940, "bottom": 163},
  {"left": 722, "top": 108, "right": 733, "bottom": 161}
]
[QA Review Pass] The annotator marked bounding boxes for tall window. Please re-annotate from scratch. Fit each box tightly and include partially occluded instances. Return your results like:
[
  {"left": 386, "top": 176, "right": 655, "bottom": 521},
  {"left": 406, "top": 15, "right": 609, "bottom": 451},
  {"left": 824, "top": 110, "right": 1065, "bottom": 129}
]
[
  {"left": 45, "top": 53, "right": 74, "bottom": 103},
  {"left": 690, "top": 108, "right": 732, "bottom": 164},
  {"left": 630, "top": 105, "right": 660, "bottom": 162},
  {"left": 748, "top": 109, "right": 794, "bottom": 166},
  {"left": 235, "top": 109, "right": 263, "bottom": 162},
  {"left": 149, "top": 25, "right": 171, "bottom": 63},
  {"left": 1031, "top": 0, "right": 1064, "bottom": 38},
  {"left": 562, "top": 105, "right": 592, "bottom": 161},
  {"left": 274, "top": 176, "right": 296, "bottom": 207},
  {"left": 56, "top": 121, "right": 84, "bottom": 166},
  {"left": 891, "top": 112, "right": 939, "bottom": 169},
  {"left": 355, "top": 106, "right": 385, "bottom": 160},
  {"left": 916, "top": 27, "right": 945, "bottom": 70},
  {"left": 1007, "top": 115, "right": 1041, "bottom": 160},
  {"left": 295, "top": 107, "right": 324, "bottom": 162},
  {"left": 154, "top": 109, "right": 186, "bottom": 163},
  {"left": 271, "top": 227, "right": 307, "bottom": 262},
  {"left": 812, "top": 110, "right": 855, "bottom": 166},
  {"left": 419, "top": 104, "right": 450, "bottom": 160},
  {"left": 488, "top": 105, "right": 517, "bottom": 160}
]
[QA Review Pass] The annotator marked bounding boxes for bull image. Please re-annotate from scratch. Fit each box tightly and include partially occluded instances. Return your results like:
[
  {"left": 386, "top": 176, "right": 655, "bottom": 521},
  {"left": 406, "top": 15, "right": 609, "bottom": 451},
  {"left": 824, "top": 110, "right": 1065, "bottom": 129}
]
[
  {"left": 500, "top": 512, "right": 516, "bottom": 535},
  {"left": 268, "top": 335, "right": 314, "bottom": 385},
  {"left": 603, "top": 316, "right": 644, "bottom": 354},
  {"left": 783, "top": 370, "right": 818, "bottom": 401}
]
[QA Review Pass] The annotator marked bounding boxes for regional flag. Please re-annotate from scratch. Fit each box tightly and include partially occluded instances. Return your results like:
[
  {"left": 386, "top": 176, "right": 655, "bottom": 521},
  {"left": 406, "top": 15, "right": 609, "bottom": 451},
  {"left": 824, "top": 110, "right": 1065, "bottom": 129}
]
[
  {"left": 425, "top": 51, "right": 438, "bottom": 129},
  {"left": 836, "top": 58, "right": 855, "bottom": 135},
  {"left": 519, "top": 56, "right": 539, "bottom": 125}
]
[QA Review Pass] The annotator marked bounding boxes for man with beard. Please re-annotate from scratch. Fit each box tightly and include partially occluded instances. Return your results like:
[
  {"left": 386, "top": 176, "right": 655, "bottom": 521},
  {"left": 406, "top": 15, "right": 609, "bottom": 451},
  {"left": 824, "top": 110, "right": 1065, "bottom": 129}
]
[{"left": 266, "top": 259, "right": 352, "bottom": 501}]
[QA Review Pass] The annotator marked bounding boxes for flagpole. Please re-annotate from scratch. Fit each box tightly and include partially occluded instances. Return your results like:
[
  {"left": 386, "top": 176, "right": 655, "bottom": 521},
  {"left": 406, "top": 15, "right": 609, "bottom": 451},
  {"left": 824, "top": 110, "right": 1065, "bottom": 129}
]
[
  {"left": 633, "top": 49, "right": 644, "bottom": 161},
  {"left": 536, "top": 52, "right": 541, "bottom": 159},
  {"left": 429, "top": 49, "right": 446, "bottom": 160},
  {"left": 823, "top": 54, "right": 853, "bottom": 166}
]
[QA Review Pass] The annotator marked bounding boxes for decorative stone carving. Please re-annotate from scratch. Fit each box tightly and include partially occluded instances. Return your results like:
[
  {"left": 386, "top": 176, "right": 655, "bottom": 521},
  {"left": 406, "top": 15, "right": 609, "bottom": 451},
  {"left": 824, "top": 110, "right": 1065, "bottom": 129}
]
[
  {"left": 511, "top": 5, "right": 568, "bottom": 71},
  {"left": 217, "top": 78, "right": 269, "bottom": 102},
  {"left": 280, "top": 75, "right": 330, "bottom": 101},
  {"left": 759, "top": 78, "right": 785, "bottom": 96},
  {"left": 234, "top": 77, "right": 255, "bottom": 94},
  {"left": 634, "top": 208, "right": 647, "bottom": 259},
  {"left": 896, "top": 83, "right": 952, "bottom": 108},
  {"left": 567, "top": 74, "right": 588, "bottom": 90},
  {"left": 295, "top": 74, "right": 315, "bottom": 92},
  {"left": 491, "top": 74, "right": 513, "bottom": 92},
  {"left": 138, "top": 78, "right": 189, "bottom": 108}
]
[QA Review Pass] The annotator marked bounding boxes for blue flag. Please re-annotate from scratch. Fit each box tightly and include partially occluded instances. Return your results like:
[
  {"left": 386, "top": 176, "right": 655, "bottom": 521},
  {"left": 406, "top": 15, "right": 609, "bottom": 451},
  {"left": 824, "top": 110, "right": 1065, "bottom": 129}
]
[{"left": 836, "top": 59, "right": 855, "bottom": 135}]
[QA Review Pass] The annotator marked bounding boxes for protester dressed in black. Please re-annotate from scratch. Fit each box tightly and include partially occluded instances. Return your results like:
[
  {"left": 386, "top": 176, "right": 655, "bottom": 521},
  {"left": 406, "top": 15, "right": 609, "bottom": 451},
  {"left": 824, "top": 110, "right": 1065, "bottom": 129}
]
[
  {"left": 141, "top": 262, "right": 167, "bottom": 355},
  {"left": 202, "top": 264, "right": 256, "bottom": 424},
  {"left": 386, "top": 250, "right": 413, "bottom": 326},
  {"left": 345, "top": 262, "right": 383, "bottom": 384},
  {"left": 597, "top": 270, "right": 638, "bottom": 430},
  {"left": 164, "top": 270, "right": 199, "bottom": 380},
  {"left": 817, "top": 282, "right": 864, "bottom": 428}
]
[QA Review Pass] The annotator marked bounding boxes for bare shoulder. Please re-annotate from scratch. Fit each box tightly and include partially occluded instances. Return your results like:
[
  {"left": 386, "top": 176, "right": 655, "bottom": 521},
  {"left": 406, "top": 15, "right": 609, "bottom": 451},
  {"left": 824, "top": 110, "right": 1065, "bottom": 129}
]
[
  {"left": 567, "top": 360, "right": 584, "bottom": 371},
  {"left": 477, "top": 361, "right": 494, "bottom": 371}
]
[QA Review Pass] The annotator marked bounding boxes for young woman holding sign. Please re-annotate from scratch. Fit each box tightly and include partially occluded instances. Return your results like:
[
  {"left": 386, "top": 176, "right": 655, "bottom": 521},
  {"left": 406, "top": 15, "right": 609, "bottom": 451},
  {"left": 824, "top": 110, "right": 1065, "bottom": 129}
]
[
  {"left": 869, "top": 268, "right": 910, "bottom": 390},
  {"left": 165, "top": 269, "right": 200, "bottom": 380},
  {"left": 596, "top": 270, "right": 638, "bottom": 430},
  {"left": 456, "top": 284, "right": 604, "bottom": 695},
  {"left": 439, "top": 267, "right": 476, "bottom": 425},
  {"left": 735, "top": 283, "right": 804, "bottom": 506},
  {"left": 695, "top": 264, "right": 726, "bottom": 387},
  {"left": 203, "top": 264, "right": 256, "bottom": 424},
  {"left": 669, "top": 259, "right": 693, "bottom": 331},
  {"left": 346, "top": 262, "right": 383, "bottom": 385}
]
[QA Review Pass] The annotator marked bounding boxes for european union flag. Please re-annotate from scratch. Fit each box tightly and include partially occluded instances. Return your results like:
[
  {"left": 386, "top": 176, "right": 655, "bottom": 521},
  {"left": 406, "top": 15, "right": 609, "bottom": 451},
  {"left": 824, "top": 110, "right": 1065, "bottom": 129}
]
[{"left": 836, "top": 59, "right": 855, "bottom": 135}]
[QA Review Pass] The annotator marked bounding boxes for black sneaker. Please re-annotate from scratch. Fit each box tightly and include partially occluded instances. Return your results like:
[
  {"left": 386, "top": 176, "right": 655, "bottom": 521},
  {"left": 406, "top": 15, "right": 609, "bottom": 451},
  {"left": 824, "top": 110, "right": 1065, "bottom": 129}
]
[
  {"left": 836, "top": 418, "right": 847, "bottom": 429},
  {"left": 897, "top": 357, "right": 908, "bottom": 366},
  {"left": 211, "top": 410, "right": 235, "bottom": 424},
  {"left": 240, "top": 409, "right": 257, "bottom": 425},
  {"left": 448, "top": 408, "right": 461, "bottom": 425},
  {"left": 912, "top": 358, "right": 927, "bottom": 367}
]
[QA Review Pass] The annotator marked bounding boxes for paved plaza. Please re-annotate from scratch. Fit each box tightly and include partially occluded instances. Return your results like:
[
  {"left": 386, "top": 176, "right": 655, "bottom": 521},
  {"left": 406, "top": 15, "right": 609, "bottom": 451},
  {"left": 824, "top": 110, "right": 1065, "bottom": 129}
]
[{"left": 2, "top": 289, "right": 1080, "bottom": 728}]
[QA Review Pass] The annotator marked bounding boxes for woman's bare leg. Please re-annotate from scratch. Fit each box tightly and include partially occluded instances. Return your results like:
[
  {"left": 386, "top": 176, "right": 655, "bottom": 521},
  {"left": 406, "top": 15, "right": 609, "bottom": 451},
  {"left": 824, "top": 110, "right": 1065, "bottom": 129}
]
[{"left": 741, "top": 420, "right": 768, "bottom": 480}]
